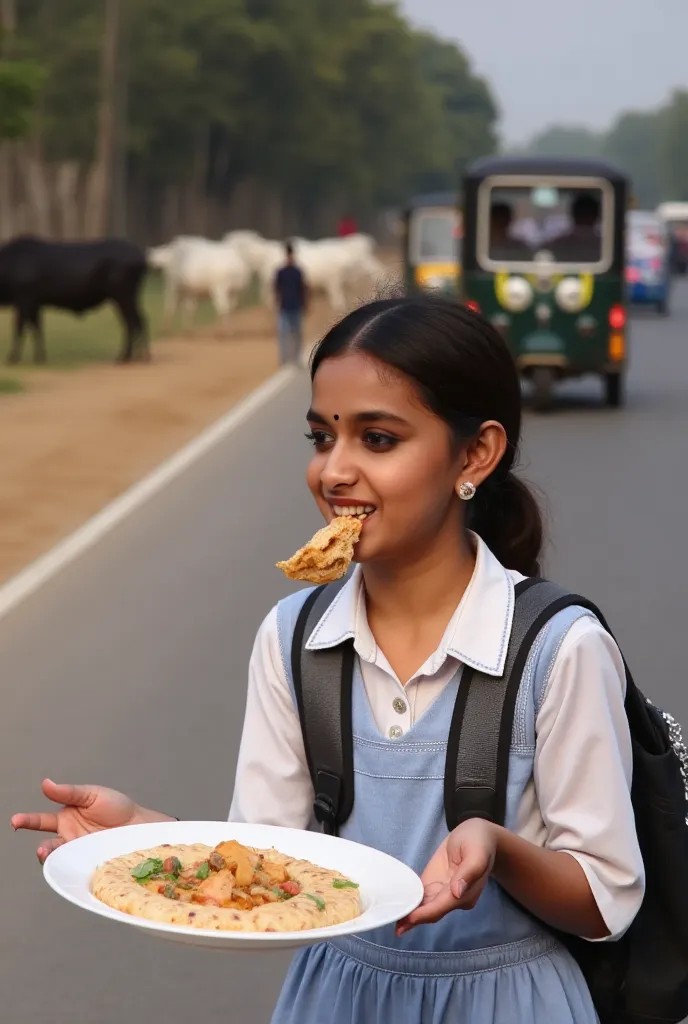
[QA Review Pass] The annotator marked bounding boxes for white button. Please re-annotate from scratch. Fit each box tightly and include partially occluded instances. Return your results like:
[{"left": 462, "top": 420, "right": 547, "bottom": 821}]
[
  {"left": 388, "top": 725, "right": 403, "bottom": 739},
  {"left": 393, "top": 698, "right": 407, "bottom": 715}
]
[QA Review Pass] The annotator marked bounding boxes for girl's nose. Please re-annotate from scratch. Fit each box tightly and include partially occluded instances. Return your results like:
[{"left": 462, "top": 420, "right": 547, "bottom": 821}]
[{"left": 320, "top": 443, "right": 359, "bottom": 491}]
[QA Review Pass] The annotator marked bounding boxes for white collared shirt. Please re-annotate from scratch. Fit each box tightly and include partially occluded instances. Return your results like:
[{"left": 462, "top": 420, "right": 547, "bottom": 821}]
[{"left": 229, "top": 536, "right": 645, "bottom": 940}]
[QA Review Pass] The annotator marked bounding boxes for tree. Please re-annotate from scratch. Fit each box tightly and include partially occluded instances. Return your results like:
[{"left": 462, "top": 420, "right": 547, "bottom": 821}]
[
  {"left": 412, "top": 31, "right": 498, "bottom": 193},
  {"left": 603, "top": 111, "right": 662, "bottom": 208},
  {"left": 3, "top": 0, "right": 501, "bottom": 239},
  {"left": 0, "top": 0, "right": 43, "bottom": 142},
  {"left": 520, "top": 125, "right": 602, "bottom": 159},
  {"left": 660, "top": 90, "right": 688, "bottom": 201}
]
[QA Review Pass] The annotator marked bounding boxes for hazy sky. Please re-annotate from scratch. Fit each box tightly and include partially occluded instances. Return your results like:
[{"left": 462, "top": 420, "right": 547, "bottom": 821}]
[{"left": 401, "top": 0, "right": 688, "bottom": 143}]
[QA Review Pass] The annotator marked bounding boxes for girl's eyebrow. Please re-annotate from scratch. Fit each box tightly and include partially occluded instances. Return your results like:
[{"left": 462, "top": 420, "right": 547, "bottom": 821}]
[{"left": 307, "top": 408, "right": 410, "bottom": 426}]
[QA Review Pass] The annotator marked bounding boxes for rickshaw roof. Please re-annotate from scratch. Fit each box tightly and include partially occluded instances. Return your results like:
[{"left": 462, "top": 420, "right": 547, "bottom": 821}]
[
  {"left": 464, "top": 156, "right": 628, "bottom": 184},
  {"left": 405, "top": 191, "right": 459, "bottom": 211}
]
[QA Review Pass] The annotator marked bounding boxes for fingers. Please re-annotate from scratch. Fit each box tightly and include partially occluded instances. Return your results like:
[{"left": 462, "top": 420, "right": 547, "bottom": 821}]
[
  {"left": 10, "top": 811, "right": 59, "bottom": 834},
  {"left": 41, "top": 779, "right": 94, "bottom": 809},
  {"left": 398, "top": 880, "right": 463, "bottom": 934},
  {"left": 11, "top": 779, "right": 94, "bottom": 835},
  {"left": 37, "top": 837, "right": 65, "bottom": 864},
  {"left": 397, "top": 860, "right": 490, "bottom": 936}
]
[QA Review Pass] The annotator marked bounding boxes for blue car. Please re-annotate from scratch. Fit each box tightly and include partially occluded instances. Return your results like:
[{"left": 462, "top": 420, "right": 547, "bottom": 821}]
[{"left": 626, "top": 211, "right": 671, "bottom": 314}]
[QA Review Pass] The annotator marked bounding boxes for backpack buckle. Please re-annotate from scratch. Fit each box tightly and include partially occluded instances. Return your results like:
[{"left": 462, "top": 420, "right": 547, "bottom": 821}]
[{"left": 313, "top": 770, "right": 342, "bottom": 834}]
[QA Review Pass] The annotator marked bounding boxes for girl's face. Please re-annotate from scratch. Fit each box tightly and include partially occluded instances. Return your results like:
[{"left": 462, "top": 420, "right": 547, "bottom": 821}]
[{"left": 306, "top": 351, "right": 470, "bottom": 565}]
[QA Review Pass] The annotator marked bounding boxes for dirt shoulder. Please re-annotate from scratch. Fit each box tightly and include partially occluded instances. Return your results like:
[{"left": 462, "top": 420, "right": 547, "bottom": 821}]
[{"left": 0, "top": 301, "right": 336, "bottom": 585}]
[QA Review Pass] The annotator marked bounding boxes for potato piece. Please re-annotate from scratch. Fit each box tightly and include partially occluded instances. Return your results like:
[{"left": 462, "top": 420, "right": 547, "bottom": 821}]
[
  {"left": 197, "top": 869, "right": 235, "bottom": 903},
  {"left": 214, "top": 840, "right": 255, "bottom": 888},
  {"left": 261, "top": 859, "right": 288, "bottom": 885}
]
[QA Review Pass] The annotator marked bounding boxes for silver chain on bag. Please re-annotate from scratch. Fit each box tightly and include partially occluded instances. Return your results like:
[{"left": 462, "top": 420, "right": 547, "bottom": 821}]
[{"left": 647, "top": 697, "right": 688, "bottom": 823}]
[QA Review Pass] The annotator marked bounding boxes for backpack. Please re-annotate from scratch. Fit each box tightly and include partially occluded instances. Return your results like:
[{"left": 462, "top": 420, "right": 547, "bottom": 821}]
[{"left": 290, "top": 576, "right": 688, "bottom": 1024}]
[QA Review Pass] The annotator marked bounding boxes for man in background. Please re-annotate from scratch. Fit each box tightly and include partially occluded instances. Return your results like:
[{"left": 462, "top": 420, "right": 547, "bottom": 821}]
[{"left": 274, "top": 242, "right": 308, "bottom": 365}]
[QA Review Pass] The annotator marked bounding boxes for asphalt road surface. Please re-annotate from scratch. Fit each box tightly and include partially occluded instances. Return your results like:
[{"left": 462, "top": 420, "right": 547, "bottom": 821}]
[{"left": 2, "top": 284, "right": 688, "bottom": 1024}]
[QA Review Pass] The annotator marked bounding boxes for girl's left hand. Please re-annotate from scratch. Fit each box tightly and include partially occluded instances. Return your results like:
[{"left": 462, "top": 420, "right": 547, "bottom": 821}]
[{"left": 396, "top": 818, "right": 498, "bottom": 935}]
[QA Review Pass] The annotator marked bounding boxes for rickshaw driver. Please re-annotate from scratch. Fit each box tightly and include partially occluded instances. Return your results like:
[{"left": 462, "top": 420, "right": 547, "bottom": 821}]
[
  {"left": 549, "top": 194, "right": 601, "bottom": 262},
  {"left": 489, "top": 202, "right": 532, "bottom": 260}
]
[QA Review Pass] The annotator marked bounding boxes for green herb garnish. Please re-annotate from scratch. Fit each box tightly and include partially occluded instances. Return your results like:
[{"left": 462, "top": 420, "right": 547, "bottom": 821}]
[
  {"left": 272, "top": 887, "right": 290, "bottom": 901},
  {"left": 305, "top": 893, "right": 326, "bottom": 911},
  {"left": 167, "top": 857, "right": 182, "bottom": 876},
  {"left": 332, "top": 879, "right": 359, "bottom": 890},
  {"left": 196, "top": 861, "right": 210, "bottom": 880},
  {"left": 163, "top": 884, "right": 177, "bottom": 900},
  {"left": 131, "top": 858, "right": 164, "bottom": 881}
]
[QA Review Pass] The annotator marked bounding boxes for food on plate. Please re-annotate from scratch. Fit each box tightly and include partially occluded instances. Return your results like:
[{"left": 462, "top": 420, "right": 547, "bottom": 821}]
[
  {"left": 91, "top": 838, "right": 361, "bottom": 932},
  {"left": 276, "top": 515, "right": 363, "bottom": 584}
]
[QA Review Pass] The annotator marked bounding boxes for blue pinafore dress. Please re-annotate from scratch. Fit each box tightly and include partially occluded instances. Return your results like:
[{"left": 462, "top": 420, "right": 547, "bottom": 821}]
[{"left": 270, "top": 591, "right": 600, "bottom": 1024}]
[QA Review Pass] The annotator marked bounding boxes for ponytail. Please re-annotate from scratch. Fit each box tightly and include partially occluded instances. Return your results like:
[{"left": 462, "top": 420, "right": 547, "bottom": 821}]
[{"left": 468, "top": 472, "right": 543, "bottom": 578}]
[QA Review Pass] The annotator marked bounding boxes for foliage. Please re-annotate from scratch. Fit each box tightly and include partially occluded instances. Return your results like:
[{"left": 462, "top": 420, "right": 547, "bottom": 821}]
[
  {"left": 0, "top": 58, "right": 44, "bottom": 140},
  {"left": 519, "top": 90, "right": 688, "bottom": 209},
  {"left": 12, "top": 0, "right": 498, "bottom": 216}
]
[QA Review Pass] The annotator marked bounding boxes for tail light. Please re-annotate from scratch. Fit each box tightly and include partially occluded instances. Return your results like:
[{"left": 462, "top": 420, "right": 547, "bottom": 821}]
[
  {"left": 609, "top": 305, "right": 626, "bottom": 330},
  {"left": 465, "top": 300, "right": 481, "bottom": 314}
]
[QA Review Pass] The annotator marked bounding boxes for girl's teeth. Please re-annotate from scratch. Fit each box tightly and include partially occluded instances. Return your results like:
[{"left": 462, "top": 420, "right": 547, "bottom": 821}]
[{"left": 332, "top": 504, "right": 376, "bottom": 520}]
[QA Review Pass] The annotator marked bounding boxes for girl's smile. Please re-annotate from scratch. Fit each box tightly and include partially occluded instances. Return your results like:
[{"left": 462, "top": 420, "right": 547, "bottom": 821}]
[{"left": 306, "top": 349, "right": 468, "bottom": 566}]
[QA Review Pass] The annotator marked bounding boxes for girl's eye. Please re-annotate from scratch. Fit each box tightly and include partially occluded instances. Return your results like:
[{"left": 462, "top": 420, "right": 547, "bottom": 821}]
[
  {"left": 364, "top": 431, "right": 398, "bottom": 451},
  {"left": 304, "top": 430, "right": 333, "bottom": 450}
]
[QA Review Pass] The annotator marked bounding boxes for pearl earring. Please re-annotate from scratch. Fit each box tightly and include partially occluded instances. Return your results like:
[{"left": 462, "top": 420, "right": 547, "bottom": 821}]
[{"left": 458, "top": 481, "right": 476, "bottom": 501}]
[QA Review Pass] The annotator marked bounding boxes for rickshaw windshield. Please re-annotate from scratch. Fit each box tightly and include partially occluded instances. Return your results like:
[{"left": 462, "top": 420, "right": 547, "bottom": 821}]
[
  {"left": 477, "top": 177, "right": 615, "bottom": 272},
  {"left": 410, "top": 208, "right": 461, "bottom": 263}
]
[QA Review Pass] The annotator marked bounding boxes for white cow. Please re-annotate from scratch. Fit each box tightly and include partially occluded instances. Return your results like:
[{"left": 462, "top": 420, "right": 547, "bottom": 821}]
[
  {"left": 221, "top": 230, "right": 386, "bottom": 312},
  {"left": 154, "top": 237, "right": 252, "bottom": 327}
]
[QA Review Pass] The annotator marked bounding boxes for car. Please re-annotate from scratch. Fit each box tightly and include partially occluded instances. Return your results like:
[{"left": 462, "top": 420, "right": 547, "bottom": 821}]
[
  {"left": 626, "top": 211, "right": 671, "bottom": 315},
  {"left": 656, "top": 202, "right": 688, "bottom": 275}
]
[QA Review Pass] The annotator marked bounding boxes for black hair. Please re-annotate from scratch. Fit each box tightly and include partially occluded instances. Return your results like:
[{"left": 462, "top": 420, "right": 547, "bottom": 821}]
[
  {"left": 490, "top": 202, "right": 513, "bottom": 224},
  {"left": 572, "top": 194, "right": 600, "bottom": 222},
  {"left": 310, "top": 295, "right": 543, "bottom": 577},
  {"left": 285, "top": 241, "right": 294, "bottom": 257}
]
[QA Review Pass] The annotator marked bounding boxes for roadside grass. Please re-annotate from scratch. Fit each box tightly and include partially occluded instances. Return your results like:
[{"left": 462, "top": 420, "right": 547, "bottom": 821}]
[
  {"left": 0, "top": 376, "right": 23, "bottom": 395},
  {"left": 0, "top": 272, "right": 261, "bottom": 371}
]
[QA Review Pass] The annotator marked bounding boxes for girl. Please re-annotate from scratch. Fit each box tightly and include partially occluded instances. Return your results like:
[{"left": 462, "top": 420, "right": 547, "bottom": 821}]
[{"left": 13, "top": 296, "right": 644, "bottom": 1023}]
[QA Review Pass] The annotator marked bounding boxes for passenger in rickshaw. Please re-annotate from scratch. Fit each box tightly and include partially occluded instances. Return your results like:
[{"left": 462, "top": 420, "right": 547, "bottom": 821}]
[
  {"left": 549, "top": 194, "right": 601, "bottom": 262},
  {"left": 489, "top": 203, "right": 532, "bottom": 261}
]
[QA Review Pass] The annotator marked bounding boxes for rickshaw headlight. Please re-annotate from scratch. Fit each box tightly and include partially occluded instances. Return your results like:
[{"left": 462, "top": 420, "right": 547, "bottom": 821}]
[
  {"left": 555, "top": 277, "right": 586, "bottom": 313},
  {"left": 501, "top": 276, "right": 533, "bottom": 312}
]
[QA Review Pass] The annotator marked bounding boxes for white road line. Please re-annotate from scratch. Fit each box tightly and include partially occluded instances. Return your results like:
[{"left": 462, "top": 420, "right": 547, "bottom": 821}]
[{"left": 0, "top": 363, "right": 300, "bottom": 622}]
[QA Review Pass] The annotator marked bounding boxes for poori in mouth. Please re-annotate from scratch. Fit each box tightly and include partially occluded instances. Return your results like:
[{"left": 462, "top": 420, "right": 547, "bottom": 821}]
[
  {"left": 276, "top": 515, "right": 363, "bottom": 584},
  {"left": 92, "top": 838, "right": 361, "bottom": 932}
]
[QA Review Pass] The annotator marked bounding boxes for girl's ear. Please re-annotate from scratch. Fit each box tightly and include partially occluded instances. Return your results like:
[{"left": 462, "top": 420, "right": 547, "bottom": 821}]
[{"left": 455, "top": 421, "right": 508, "bottom": 494}]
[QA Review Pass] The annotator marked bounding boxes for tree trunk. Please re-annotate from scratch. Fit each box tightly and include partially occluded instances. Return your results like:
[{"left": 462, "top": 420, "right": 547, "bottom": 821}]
[
  {"left": 55, "top": 162, "right": 80, "bottom": 239},
  {"left": 84, "top": 0, "right": 122, "bottom": 237}
]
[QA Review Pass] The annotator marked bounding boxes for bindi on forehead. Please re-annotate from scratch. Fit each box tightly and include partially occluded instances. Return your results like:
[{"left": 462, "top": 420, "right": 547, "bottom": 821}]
[{"left": 334, "top": 414, "right": 339, "bottom": 421}]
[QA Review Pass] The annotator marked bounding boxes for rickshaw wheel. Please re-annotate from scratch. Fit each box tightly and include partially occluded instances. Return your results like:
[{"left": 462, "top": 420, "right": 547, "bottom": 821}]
[
  {"left": 604, "top": 372, "right": 624, "bottom": 408},
  {"left": 531, "top": 367, "right": 555, "bottom": 412}
]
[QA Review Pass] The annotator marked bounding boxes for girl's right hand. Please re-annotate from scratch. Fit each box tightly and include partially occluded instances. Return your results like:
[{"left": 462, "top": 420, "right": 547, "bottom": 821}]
[{"left": 11, "top": 779, "right": 173, "bottom": 863}]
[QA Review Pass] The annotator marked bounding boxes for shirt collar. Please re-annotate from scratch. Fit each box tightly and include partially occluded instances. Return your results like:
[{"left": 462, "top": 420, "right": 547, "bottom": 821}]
[{"left": 304, "top": 533, "right": 515, "bottom": 677}]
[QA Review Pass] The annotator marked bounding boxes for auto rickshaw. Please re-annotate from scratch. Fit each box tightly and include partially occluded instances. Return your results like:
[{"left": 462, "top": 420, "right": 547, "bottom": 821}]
[
  {"left": 402, "top": 192, "right": 462, "bottom": 296},
  {"left": 461, "top": 157, "right": 629, "bottom": 410}
]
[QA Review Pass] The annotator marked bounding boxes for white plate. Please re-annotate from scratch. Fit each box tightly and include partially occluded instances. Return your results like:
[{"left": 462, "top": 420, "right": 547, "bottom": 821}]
[{"left": 43, "top": 821, "right": 424, "bottom": 951}]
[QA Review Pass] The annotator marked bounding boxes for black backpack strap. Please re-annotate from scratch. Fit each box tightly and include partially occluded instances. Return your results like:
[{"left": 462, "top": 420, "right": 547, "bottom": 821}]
[
  {"left": 444, "top": 577, "right": 599, "bottom": 830},
  {"left": 291, "top": 578, "right": 354, "bottom": 836}
]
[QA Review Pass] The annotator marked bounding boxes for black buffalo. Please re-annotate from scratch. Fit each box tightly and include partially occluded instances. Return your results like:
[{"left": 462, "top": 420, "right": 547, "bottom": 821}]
[{"left": 0, "top": 235, "right": 149, "bottom": 364}]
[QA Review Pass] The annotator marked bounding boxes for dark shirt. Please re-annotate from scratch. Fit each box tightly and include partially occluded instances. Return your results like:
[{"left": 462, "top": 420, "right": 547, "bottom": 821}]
[{"left": 274, "top": 263, "right": 306, "bottom": 312}]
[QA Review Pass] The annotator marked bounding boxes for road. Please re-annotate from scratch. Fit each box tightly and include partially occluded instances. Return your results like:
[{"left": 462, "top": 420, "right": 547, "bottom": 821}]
[{"left": 2, "top": 284, "right": 688, "bottom": 1023}]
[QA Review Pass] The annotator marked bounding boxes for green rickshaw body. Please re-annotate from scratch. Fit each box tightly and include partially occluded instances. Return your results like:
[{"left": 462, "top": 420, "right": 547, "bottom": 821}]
[
  {"left": 402, "top": 192, "right": 462, "bottom": 297},
  {"left": 461, "top": 157, "right": 629, "bottom": 408}
]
